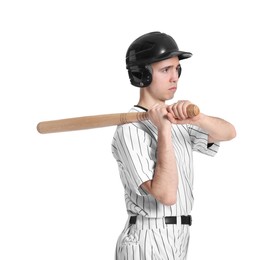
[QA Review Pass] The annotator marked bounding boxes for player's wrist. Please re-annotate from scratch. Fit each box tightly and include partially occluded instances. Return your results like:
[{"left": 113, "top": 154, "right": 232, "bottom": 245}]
[{"left": 157, "top": 124, "right": 172, "bottom": 138}]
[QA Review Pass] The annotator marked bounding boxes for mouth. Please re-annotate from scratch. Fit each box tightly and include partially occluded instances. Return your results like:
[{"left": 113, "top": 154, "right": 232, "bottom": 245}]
[{"left": 168, "top": 86, "right": 177, "bottom": 91}]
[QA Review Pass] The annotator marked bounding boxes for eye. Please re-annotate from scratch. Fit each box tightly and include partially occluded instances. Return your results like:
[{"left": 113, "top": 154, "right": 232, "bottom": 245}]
[{"left": 161, "top": 67, "right": 170, "bottom": 73}]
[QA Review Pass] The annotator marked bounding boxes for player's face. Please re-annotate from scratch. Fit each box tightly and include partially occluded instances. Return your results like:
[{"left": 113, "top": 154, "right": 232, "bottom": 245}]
[{"left": 148, "top": 56, "right": 181, "bottom": 103}]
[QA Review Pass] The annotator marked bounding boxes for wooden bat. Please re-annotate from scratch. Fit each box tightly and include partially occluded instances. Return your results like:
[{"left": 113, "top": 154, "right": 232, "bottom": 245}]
[{"left": 37, "top": 104, "right": 200, "bottom": 134}]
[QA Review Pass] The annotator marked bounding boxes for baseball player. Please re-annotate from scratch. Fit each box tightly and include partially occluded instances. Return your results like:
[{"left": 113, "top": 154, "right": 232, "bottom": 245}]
[{"left": 111, "top": 31, "right": 236, "bottom": 260}]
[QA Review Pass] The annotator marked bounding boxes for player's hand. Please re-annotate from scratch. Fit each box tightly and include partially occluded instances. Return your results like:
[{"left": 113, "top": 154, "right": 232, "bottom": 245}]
[
  {"left": 167, "top": 100, "right": 200, "bottom": 124},
  {"left": 148, "top": 103, "right": 171, "bottom": 130}
]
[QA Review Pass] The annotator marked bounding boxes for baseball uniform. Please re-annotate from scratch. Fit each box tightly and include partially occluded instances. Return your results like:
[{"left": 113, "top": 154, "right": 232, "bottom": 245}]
[{"left": 111, "top": 106, "right": 219, "bottom": 259}]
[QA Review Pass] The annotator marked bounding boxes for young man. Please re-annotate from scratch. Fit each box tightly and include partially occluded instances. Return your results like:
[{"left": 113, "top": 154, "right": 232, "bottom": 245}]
[{"left": 111, "top": 31, "right": 236, "bottom": 260}]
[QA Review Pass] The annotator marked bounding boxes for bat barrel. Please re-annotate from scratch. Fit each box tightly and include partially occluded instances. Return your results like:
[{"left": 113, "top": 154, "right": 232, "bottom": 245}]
[{"left": 37, "top": 112, "right": 149, "bottom": 134}]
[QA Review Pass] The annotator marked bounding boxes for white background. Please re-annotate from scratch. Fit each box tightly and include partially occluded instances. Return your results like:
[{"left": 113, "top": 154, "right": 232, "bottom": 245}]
[{"left": 1, "top": 0, "right": 274, "bottom": 259}]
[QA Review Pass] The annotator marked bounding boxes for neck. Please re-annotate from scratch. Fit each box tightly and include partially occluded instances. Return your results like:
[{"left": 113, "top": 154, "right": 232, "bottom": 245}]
[{"left": 137, "top": 88, "right": 165, "bottom": 109}]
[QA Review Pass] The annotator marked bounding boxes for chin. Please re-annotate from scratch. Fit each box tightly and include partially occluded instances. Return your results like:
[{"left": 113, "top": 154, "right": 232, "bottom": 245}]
[{"left": 166, "top": 95, "right": 175, "bottom": 101}]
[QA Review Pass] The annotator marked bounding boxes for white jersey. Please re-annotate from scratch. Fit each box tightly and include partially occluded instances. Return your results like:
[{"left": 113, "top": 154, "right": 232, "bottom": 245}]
[{"left": 111, "top": 106, "right": 219, "bottom": 218}]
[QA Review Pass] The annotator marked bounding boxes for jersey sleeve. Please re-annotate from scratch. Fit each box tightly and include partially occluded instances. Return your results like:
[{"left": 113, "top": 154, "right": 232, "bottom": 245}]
[
  {"left": 187, "top": 124, "right": 220, "bottom": 156},
  {"left": 112, "top": 123, "right": 157, "bottom": 196}
]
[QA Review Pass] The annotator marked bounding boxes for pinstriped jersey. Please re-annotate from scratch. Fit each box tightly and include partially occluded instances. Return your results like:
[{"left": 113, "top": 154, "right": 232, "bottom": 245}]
[{"left": 111, "top": 106, "right": 219, "bottom": 218}]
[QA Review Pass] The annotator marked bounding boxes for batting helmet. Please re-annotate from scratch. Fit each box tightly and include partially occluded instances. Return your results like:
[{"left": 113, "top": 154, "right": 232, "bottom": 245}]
[{"left": 126, "top": 31, "right": 192, "bottom": 87}]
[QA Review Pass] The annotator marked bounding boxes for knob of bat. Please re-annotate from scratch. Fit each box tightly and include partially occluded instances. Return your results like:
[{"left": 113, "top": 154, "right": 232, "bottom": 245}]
[{"left": 187, "top": 104, "right": 200, "bottom": 118}]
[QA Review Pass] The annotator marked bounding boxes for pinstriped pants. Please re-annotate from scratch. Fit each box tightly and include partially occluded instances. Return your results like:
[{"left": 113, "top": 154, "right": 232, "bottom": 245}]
[{"left": 115, "top": 215, "right": 190, "bottom": 260}]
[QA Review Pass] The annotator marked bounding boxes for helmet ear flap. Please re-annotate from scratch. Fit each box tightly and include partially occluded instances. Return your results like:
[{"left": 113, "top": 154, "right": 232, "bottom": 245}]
[
  {"left": 178, "top": 65, "right": 182, "bottom": 78},
  {"left": 128, "top": 66, "right": 152, "bottom": 87}
]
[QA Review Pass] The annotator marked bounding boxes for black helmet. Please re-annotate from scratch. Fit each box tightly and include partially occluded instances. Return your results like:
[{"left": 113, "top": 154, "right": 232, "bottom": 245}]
[{"left": 126, "top": 31, "right": 192, "bottom": 87}]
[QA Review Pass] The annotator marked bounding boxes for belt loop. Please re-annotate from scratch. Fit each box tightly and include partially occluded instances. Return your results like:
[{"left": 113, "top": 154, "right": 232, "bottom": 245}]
[
  {"left": 181, "top": 215, "right": 192, "bottom": 226},
  {"left": 129, "top": 216, "right": 137, "bottom": 225}
]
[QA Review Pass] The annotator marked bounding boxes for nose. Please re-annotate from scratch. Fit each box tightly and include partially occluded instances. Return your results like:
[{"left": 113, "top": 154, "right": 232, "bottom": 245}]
[{"left": 170, "top": 68, "right": 179, "bottom": 82}]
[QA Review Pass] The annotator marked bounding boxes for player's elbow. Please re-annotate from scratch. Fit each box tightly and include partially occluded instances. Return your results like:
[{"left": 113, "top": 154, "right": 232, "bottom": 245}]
[
  {"left": 223, "top": 125, "right": 237, "bottom": 141},
  {"left": 229, "top": 125, "right": 237, "bottom": 140},
  {"left": 158, "top": 194, "right": 177, "bottom": 206},
  {"left": 209, "top": 124, "right": 237, "bottom": 142},
  {"left": 141, "top": 181, "right": 177, "bottom": 206}
]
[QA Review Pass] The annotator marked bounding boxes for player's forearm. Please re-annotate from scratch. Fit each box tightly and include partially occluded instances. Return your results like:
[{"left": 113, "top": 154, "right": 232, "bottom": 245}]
[
  {"left": 195, "top": 113, "right": 236, "bottom": 142},
  {"left": 149, "top": 129, "right": 178, "bottom": 205}
]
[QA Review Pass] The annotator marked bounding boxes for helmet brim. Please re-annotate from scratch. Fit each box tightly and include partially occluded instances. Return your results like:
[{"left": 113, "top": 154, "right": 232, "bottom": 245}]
[
  {"left": 178, "top": 51, "right": 193, "bottom": 60},
  {"left": 155, "top": 51, "right": 192, "bottom": 63}
]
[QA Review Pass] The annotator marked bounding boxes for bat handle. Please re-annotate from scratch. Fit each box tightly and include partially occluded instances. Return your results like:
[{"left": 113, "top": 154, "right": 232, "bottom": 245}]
[
  {"left": 129, "top": 104, "right": 199, "bottom": 124},
  {"left": 143, "top": 104, "right": 200, "bottom": 118},
  {"left": 120, "top": 111, "right": 149, "bottom": 124}
]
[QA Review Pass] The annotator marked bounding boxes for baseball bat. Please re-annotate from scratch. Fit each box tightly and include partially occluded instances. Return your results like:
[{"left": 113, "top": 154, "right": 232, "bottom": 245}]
[{"left": 37, "top": 104, "right": 200, "bottom": 134}]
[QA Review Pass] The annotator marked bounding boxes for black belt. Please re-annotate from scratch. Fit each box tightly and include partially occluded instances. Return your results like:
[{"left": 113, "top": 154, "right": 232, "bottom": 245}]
[{"left": 130, "top": 215, "right": 192, "bottom": 226}]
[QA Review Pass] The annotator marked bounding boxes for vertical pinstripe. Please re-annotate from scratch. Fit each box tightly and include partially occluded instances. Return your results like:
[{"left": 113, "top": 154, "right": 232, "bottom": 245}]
[
  {"left": 112, "top": 106, "right": 219, "bottom": 259},
  {"left": 115, "top": 216, "right": 190, "bottom": 260}
]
